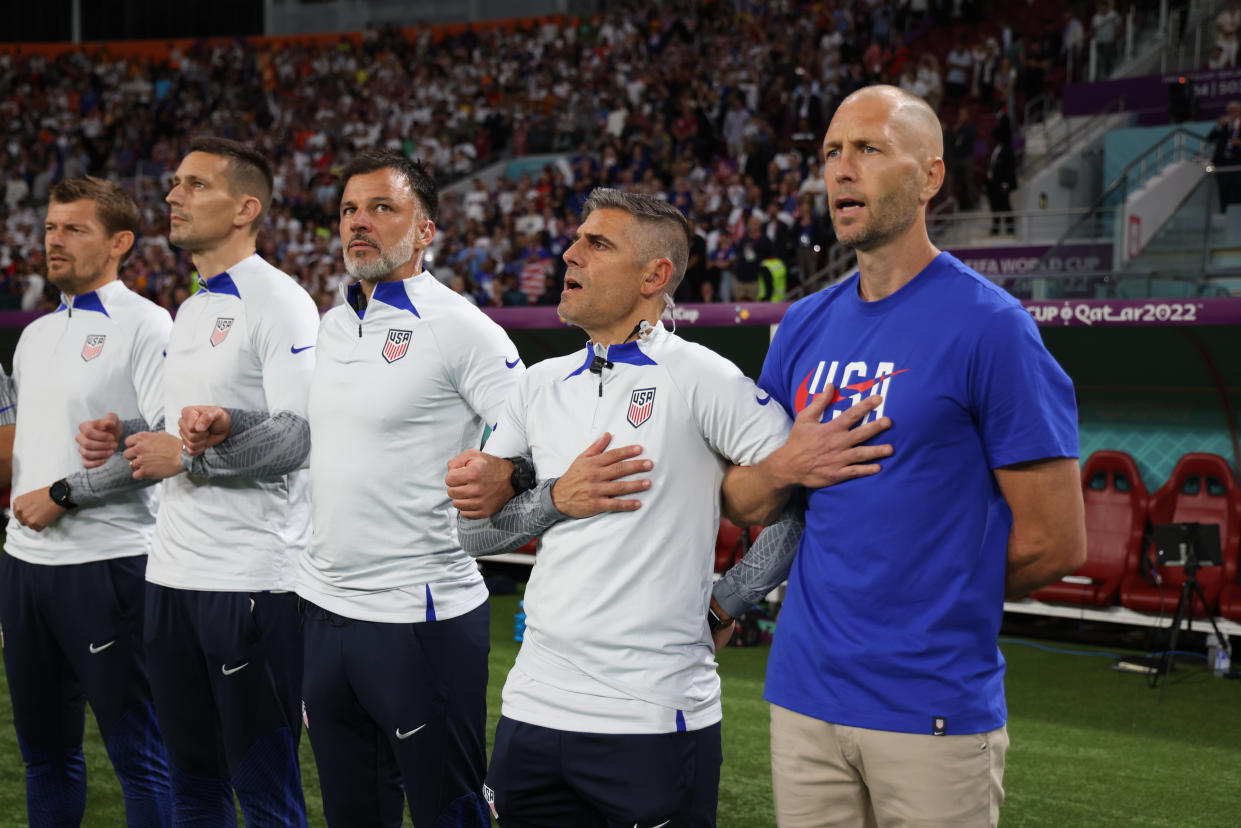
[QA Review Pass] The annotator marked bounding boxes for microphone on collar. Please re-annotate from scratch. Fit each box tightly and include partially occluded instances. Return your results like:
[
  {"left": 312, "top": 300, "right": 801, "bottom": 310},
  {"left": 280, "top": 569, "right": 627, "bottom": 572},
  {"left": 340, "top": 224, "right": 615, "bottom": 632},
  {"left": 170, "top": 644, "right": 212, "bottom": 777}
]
[
  {"left": 589, "top": 343, "right": 614, "bottom": 397},
  {"left": 589, "top": 353, "right": 614, "bottom": 375}
]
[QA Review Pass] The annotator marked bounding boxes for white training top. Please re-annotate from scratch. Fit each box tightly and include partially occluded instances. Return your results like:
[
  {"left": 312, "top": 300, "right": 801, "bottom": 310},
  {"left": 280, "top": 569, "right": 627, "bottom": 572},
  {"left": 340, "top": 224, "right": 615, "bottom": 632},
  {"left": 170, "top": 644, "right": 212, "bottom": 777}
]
[
  {"left": 6, "top": 280, "right": 171, "bottom": 565},
  {"left": 484, "top": 322, "right": 790, "bottom": 734},
  {"left": 145, "top": 253, "right": 319, "bottom": 592},
  {"left": 297, "top": 272, "right": 523, "bottom": 623}
]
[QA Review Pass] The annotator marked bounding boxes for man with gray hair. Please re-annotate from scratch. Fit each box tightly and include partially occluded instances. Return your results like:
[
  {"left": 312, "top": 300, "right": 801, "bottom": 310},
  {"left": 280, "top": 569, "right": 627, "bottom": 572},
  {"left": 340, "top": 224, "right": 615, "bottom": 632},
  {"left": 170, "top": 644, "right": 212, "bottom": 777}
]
[{"left": 446, "top": 188, "right": 891, "bottom": 826}]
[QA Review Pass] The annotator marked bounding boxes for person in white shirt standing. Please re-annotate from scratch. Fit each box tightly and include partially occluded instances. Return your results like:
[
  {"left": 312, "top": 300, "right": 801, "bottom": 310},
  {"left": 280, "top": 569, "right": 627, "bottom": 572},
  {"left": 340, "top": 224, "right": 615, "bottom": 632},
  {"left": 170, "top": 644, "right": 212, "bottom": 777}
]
[
  {"left": 81, "top": 137, "right": 319, "bottom": 826},
  {"left": 294, "top": 150, "right": 522, "bottom": 827},
  {"left": 1, "top": 176, "right": 173, "bottom": 826},
  {"left": 449, "top": 189, "right": 893, "bottom": 827}
]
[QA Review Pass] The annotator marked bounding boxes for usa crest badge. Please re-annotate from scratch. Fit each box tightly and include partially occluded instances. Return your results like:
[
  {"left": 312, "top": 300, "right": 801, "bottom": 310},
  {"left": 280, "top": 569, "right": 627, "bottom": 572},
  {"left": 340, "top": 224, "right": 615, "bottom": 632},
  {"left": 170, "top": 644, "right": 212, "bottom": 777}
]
[
  {"left": 210, "top": 317, "right": 235, "bottom": 347},
  {"left": 627, "top": 387, "right": 656, "bottom": 428},
  {"left": 382, "top": 329, "right": 412, "bottom": 363},
  {"left": 81, "top": 334, "right": 106, "bottom": 362}
]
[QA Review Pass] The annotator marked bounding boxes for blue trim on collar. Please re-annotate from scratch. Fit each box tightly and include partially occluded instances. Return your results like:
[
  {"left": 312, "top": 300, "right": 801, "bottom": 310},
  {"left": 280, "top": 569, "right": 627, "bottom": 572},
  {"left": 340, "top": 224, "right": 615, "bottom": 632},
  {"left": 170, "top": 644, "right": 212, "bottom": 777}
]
[
  {"left": 201, "top": 271, "right": 241, "bottom": 298},
  {"left": 372, "top": 280, "right": 420, "bottom": 318},
  {"left": 344, "top": 280, "right": 421, "bottom": 319},
  {"left": 57, "top": 291, "right": 110, "bottom": 317},
  {"left": 607, "top": 341, "right": 657, "bottom": 367},
  {"left": 563, "top": 341, "right": 657, "bottom": 380},
  {"left": 565, "top": 349, "right": 596, "bottom": 379}
]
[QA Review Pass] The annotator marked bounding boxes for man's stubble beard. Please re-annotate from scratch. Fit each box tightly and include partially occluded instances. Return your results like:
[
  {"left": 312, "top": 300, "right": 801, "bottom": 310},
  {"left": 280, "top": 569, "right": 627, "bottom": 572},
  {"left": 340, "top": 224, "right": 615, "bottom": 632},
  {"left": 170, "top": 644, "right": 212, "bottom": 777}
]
[{"left": 344, "top": 222, "right": 419, "bottom": 281}]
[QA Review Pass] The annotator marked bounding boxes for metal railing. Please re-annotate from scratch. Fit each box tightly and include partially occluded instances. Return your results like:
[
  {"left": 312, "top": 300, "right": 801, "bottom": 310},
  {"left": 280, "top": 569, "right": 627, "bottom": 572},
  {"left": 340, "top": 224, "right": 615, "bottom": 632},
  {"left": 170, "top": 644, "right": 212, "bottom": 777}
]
[
  {"left": 1022, "top": 98, "right": 1129, "bottom": 182},
  {"left": 1032, "top": 127, "right": 1213, "bottom": 276}
]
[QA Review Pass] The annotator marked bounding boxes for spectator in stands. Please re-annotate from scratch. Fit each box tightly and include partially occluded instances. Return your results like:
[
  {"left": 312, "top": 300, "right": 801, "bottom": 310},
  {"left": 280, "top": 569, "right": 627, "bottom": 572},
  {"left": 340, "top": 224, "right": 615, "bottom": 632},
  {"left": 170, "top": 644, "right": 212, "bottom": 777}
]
[
  {"left": 708, "top": 231, "right": 735, "bottom": 302},
  {"left": 945, "top": 108, "right": 978, "bottom": 210},
  {"left": 1023, "top": 35, "right": 1051, "bottom": 122},
  {"left": 1208, "top": 100, "right": 1241, "bottom": 211},
  {"left": 734, "top": 213, "right": 774, "bottom": 302},
  {"left": 986, "top": 133, "right": 1018, "bottom": 235},
  {"left": 995, "top": 56, "right": 1018, "bottom": 119},
  {"left": 945, "top": 39, "right": 974, "bottom": 101},
  {"left": 499, "top": 273, "right": 529, "bottom": 306},
  {"left": 974, "top": 37, "right": 1000, "bottom": 103},
  {"left": 1063, "top": 10, "right": 1086, "bottom": 82},
  {"left": 1218, "top": 0, "right": 1241, "bottom": 67},
  {"left": 1091, "top": 0, "right": 1122, "bottom": 78},
  {"left": 681, "top": 216, "right": 712, "bottom": 302},
  {"left": 756, "top": 84, "right": 1084, "bottom": 828},
  {"left": 916, "top": 53, "right": 944, "bottom": 110}
]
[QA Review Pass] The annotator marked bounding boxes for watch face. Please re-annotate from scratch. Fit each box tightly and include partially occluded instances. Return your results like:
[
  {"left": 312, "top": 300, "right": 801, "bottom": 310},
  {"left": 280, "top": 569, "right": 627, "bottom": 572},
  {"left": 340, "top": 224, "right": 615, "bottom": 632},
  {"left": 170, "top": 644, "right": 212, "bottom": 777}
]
[{"left": 50, "top": 481, "right": 69, "bottom": 503}]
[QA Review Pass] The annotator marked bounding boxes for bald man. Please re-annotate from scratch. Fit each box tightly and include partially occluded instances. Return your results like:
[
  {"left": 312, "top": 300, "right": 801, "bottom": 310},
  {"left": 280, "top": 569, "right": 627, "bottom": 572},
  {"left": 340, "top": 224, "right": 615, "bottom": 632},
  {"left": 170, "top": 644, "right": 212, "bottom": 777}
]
[{"left": 753, "top": 86, "right": 1086, "bottom": 827}]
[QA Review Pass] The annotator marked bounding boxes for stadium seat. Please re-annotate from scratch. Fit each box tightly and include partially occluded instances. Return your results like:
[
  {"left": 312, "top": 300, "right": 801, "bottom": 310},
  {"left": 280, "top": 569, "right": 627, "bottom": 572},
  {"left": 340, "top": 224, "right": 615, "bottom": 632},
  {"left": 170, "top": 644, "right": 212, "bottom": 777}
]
[
  {"left": 1219, "top": 574, "right": 1241, "bottom": 622},
  {"left": 514, "top": 538, "right": 537, "bottom": 556},
  {"left": 1031, "top": 450, "right": 1147, "bottom": 606},
  {"left": 714, "top": 518, "right": 759, "bottom": 573},
  {"left": 1119, "top": 453, "right": 1241, "bottom": 617}
]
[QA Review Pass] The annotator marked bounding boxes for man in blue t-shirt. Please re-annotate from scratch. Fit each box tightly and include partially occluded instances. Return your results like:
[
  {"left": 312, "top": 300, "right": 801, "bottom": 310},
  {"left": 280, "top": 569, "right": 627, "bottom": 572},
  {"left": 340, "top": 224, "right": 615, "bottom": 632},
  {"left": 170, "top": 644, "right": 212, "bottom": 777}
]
[{"left": 756, "top": 86, "right": 1086, "bottom": 826}]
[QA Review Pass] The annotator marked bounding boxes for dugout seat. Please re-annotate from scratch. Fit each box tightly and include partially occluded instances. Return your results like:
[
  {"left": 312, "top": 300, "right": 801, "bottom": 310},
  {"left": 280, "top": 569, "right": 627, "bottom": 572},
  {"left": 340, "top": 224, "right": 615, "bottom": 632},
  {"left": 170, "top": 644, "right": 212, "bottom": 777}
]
[
  {"left": 1031, "top": 450, "right": 1147, "bottom": 606},
  {"left": 714, "top": 518, "right": 759, "bottom": 573},
  {"left": 1119, "top": 453, "right": 1241, "bottom": 617},
  {"left": 1220, "top": 575, "right": 1241, "bottom": 622}
]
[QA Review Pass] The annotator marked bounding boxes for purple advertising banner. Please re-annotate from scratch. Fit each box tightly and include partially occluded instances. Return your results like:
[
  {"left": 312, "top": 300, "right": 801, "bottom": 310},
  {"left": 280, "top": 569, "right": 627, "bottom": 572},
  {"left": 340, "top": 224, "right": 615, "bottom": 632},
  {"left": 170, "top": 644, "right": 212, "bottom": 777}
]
[
  {"left": 1063, "top": 68, "right": 1241, "bottom": 120},
  {"left": 1025, "top": 297, "right": 1241, "bottom": 326},
  {"left": 948, "top": 243, "right": 1114, "bottom": 278},
  {"left": 480, "top": 302, "right": 792, "bottom": 329},
  {"left": 2, "top": 296, "right": 1239, "bottom": 334}
]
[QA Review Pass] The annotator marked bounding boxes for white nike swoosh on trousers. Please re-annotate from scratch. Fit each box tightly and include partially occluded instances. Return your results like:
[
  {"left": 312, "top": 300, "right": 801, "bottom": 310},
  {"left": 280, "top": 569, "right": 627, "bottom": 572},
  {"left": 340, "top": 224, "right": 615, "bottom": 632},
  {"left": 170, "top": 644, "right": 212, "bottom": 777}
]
[
  {"left": 221, "top": 662, "right": 250, "bottom": 676},
  {"left": 394, "top": 723, "right": 428, "bottom": 740},
  {"left": 88, "top": 640, "right": 116, "bottom": 654}
]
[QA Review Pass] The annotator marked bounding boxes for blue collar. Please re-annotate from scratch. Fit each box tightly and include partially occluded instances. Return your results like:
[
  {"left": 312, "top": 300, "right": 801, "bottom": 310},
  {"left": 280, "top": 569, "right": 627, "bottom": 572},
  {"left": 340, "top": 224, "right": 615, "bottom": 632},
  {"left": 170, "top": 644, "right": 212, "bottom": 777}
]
[
  {"left": 55, "top": 290, "right": 110, "bottom": 317},
  {"left": 346, "top": 279, "right": 421, "bottom": 320},
  {"left": 565, "top": 340, "right": 657, "bottom": 379},
  {"left": 200, "top": 271, "right": 241, "bottom": 298}
]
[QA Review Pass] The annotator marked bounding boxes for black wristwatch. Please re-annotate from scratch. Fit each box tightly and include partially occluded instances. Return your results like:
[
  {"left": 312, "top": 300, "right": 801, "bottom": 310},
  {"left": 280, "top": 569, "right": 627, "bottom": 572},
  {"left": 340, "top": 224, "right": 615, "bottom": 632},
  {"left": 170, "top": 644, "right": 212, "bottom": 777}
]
[
  {"left": 708, "top": 605, "right": 731, "bottom": 634},
  {"left": 49, "top": 478, "right": 77, "bottom": 509},
  {"left": 507, "top": 456, "right": 536, "bottom": 494}
]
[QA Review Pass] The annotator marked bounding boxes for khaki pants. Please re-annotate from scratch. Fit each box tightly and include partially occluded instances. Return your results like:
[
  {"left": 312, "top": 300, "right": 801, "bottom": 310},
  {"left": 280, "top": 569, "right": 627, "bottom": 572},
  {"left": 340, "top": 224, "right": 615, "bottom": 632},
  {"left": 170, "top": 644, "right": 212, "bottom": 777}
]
[
  {"left": 732, "top": 279, "right": 760, "bottom": 302},
  {"left": 770, "top": 704, "right": 1007, "bottom": 828}
]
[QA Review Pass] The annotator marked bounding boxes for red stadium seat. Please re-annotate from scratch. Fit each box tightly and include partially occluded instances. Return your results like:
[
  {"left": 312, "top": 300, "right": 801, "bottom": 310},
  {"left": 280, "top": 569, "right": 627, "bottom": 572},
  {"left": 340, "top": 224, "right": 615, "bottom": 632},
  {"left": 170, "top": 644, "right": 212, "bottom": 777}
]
[
  {"left": 514, "top": 538, "right": 537, "bottom": 556},
  {"left": 1119, "top": 453, "right": 1241, "bottom": 617},
  {"left": 714, "top": 518, "right": 759, "bottom": 573},
  {"left": 1031, "top": 450, "right": 1147, "bottom": 606},
  {"left": 1220, "top": 579, "right": 1241, "bottom": 622}
]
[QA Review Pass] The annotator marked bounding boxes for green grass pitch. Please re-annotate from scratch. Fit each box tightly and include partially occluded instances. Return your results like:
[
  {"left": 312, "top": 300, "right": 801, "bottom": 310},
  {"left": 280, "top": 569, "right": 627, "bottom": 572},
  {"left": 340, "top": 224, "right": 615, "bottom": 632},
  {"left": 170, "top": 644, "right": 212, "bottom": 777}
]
[{"left": 0, "top": 592, "right": 1237, "bottom": 826}]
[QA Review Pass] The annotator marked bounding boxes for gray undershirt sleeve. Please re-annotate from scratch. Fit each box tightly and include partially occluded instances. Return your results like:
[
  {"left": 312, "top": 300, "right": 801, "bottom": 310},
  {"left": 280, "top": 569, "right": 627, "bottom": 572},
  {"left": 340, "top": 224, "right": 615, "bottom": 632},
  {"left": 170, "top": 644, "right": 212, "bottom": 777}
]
[
  {"left": 181, "top": 409, "right": 310, "bottom": 479},
  {"left": 712, "top": 496, "right": 806, "bottom": 619},
  {"left": 63, "top": 415, "right": 165, "bottom": 506},
  {"left": 118, "top": 416, "right": 153, "bottom": 444},
  {"left": 458, "top": 479, "right": 568, "bottom": 558},
  {"left": 0, "top": 370, "right": 15, "bottom": 427}
]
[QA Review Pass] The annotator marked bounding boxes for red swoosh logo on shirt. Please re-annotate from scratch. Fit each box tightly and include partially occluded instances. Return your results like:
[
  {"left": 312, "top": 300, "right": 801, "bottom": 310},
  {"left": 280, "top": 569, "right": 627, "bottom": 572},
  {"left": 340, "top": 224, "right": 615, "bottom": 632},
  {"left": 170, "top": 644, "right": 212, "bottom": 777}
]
[{"left": 793, "top": 369, "right": 909, "bottom": 413}]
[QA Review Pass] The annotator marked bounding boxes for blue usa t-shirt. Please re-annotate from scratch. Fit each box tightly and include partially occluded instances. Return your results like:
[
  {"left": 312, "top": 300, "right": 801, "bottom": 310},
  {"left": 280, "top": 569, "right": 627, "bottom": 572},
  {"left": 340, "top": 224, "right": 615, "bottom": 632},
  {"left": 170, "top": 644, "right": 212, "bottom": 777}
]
[{"left": 759, "top": 252, "right": 1078, "bottom": 735}]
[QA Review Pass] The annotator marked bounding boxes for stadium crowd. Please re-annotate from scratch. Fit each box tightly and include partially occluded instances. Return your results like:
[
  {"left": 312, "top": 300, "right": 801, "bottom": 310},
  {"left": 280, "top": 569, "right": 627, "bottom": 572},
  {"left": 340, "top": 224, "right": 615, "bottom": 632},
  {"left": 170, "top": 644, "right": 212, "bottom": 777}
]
[{"left": 2, "top": 0, "right": 1103, "bottom": 313}]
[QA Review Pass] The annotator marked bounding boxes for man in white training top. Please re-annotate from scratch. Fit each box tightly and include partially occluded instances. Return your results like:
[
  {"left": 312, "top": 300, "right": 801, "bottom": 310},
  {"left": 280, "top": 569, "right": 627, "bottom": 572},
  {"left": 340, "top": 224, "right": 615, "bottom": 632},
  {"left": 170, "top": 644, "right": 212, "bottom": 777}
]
[
  {"left": 82, "top": 136, "right": 319, "bottom": 826},
  {"left": 294, "top": 149, "right": 520, "bottom": 827},
  {"left": 1, "top": 176, "right": 173, "bottom": 826},
  {"left": 453, "top": 189, "right": 893, "bottom": 827}
]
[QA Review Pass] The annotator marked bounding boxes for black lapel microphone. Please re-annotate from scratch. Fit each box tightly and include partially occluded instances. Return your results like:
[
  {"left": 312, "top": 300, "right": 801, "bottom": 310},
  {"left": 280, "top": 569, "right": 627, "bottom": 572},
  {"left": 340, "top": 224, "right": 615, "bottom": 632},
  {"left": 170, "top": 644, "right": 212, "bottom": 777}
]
[
  {"left": 589, "top": 323, "right": 643, "bottom": 396},
  {"left": 589, "top": 354, "right": 614, "bottom": 397}
]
